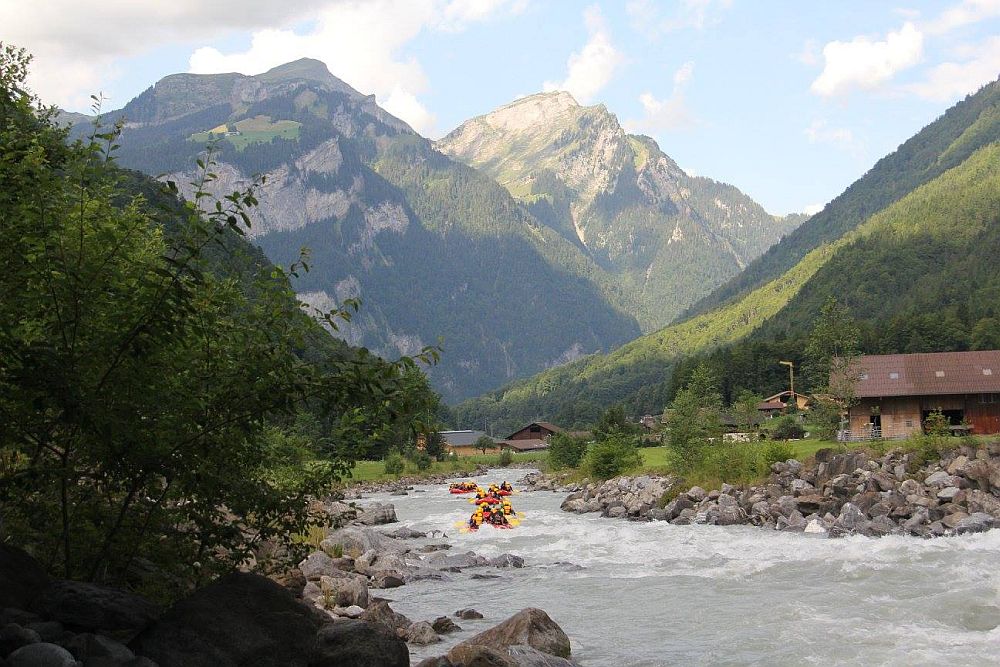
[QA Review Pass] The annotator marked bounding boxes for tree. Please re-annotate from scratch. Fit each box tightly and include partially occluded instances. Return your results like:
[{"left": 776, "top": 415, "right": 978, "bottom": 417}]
[
  {"left": 592, "top": 404, "right": 639, "bottom": 441},
  {"left": 733, "top": 390, "right": 762, "bottom": 434},
  {"left": 664, "top": 364, "right": 723, "bottom": 472},
  {"left": 971, "top": 317, "right": 1000, "bottom": 351},
  {"left": 423, "top": 430, "right": 445, "bottom": 460},
  {"left": 804, "top": 298, "right": 862, "bottom": 422},
  {"left": 475, "top": 435, "right": 495, "bottom": 455},
  {"left": 583, "top": 434, "right": 641, "bottom": 479},
  {"left": 547, "top": 432, "right": 588, "bottom": 469},
  {"left": 0, "top": 46, "right": 440, "bottom": 591}
]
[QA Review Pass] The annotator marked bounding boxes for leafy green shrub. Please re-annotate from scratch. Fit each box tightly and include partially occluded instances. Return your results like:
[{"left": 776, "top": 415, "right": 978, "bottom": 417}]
[
  {"left": 584, "top": 435, "right": 642, "bottom": 479},
  {"left": 923, "top": 410, "right": 951, "bottom": 437},
  {"left": 384, "top": 452, "right": 405, "bottom": 476},
  {"left": 771, "top": 416, "right": 806, "bottom": 440},
  {"left": 547, "top": 433, "right": 588, "bottom": 469},
  {"left": 412, "top": 451, "right": 432, "bottom": 471},
  {"left": 762, "top": 440, "right": 794, "bottom": 466},
  {"left": 498, "top": 448, "right": 513, "bottom": 466},
  {"left": 328, "top": 542, "right": 344, "bottom": 558}
]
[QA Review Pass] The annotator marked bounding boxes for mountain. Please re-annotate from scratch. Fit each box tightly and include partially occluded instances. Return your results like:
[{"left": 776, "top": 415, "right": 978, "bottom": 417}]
[
  {"left": 454, "top": 79, "right": 1000, "bottom": 433},
  {"left": 437, "top": 91, "right": 803, "bottom": 330},
  {"left": 100, "top": 59, "right": 641, "bottom": 401}
]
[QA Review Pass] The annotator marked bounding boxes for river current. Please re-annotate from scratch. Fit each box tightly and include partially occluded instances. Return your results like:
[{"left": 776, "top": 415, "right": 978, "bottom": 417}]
[{"left": 358, "top": 468, "right": 1000, "bottom": 666}]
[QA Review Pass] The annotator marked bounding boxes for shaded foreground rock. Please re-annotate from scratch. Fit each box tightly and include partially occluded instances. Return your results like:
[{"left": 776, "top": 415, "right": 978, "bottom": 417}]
[
  {"left": 0, "top": 545, "right": 50, "bottom": 610},
  {"left": 30, "top": 580, "right": 159, "bottom": 641},
  {"left": 309, "top": 619, "right": 408, "bottom": 667},
  {"left": 130, "top": 572, "right": 319, "bottom": 667},
  {"left": 450, "top": 608, "right": 571, "bottom": 660}
]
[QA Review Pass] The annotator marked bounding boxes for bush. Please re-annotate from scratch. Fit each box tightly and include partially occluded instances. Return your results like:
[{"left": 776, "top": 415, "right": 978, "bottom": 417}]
[
  {"left": 584, "top": 435, "right": 642, "bottom": 479},
  {"left": 922, "top": 410, "right": 950, "bottom": 437},
  {"left": 498, "top": 448, "right": 513, "bottom": 466},
  {"left": 762, "top": 440, "right": 794, "bottom": 466},
  {"left": 771, "top": 416, "right": 806, "bottom": 440},
  {"left": 547, "top": 433, "right": 588, "bottom": 469},
  {"left": 412, "top": 451, "right": 432, "bottom": 471},
  {"left": 384, "top": 452, "right": 405, "bottom": 476}
]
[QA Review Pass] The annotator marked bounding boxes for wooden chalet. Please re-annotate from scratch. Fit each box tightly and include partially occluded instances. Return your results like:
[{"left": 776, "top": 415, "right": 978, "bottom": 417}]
[
  {"left": 507, "top": 422, "right": 563, "bottom": 441},
  {"left": 842, "top": 350, "right": 1000, "bottom": 440},
  {"left": 439, "top": 430, "right": 495, "bottom": 456},
  {"left": 497, "top": 439, "right": 549, "bottom": 452},
  {"left": 756, "top": 390, "right": 809, "bottom": 418}
]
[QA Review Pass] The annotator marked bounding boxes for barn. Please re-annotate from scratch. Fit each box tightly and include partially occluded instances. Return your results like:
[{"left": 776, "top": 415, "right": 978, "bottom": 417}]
[{"left": 843, "top": 350, "right": 1000, "bottom": 440}]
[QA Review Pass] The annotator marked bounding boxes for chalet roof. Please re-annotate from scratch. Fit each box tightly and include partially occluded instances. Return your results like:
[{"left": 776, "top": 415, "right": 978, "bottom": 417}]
[
  {"left": 848, "top": 351, "right": 1000, "bottom": 398},
  {"left": 498, "top": 439, "right": 549, "bottom": 451},
  {"left": 506, "top": 422, "right": 563, "bottom": 438},
  {"left": 440, "top": 430, "right": 487, "bottom": 447},
  {"left": 763, "top": 390, "right": 806, "bottom": 403},
  {"left": 757, "top": 401, "right": 786, "bottom": 411}
]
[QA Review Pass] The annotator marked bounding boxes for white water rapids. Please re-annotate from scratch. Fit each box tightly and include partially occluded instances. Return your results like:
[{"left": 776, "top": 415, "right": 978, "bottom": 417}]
[{"left": 357, "top": 468, "right": 1000, "bottom": 666}]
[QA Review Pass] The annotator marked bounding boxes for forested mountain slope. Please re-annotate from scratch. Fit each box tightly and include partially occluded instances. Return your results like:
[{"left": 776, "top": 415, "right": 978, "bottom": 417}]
[
  {"left": 438, "top": 92, "right": 802, "bottom": 329},
  {"left": 683, "top": 78, "right": 1000, "bottom": 319},
  {"left": 96, "top": 59, "right": 641, "bottom": 401},
  {"left": 455, "top": 131, "right": 1000, "bottom": 433}
]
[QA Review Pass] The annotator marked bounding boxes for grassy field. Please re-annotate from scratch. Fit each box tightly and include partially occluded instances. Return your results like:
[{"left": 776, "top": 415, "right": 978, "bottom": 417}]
[
  {"left": 189, "top": 115, "right": 301, "bottom": 150},
  {"left": 344, "top": 451, "right": 548, "bottom": 483}
]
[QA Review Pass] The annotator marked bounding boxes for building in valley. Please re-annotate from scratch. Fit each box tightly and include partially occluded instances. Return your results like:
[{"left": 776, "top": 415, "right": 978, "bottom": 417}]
[
  {"left": 439, "top": 429, "right": 494, "bottom": 456},
  {"left": 506, "top": 421, "right": 563, "bottom": 441},
  {"left": 842, "top": 350, "right": 1000, "bottom": 440}
]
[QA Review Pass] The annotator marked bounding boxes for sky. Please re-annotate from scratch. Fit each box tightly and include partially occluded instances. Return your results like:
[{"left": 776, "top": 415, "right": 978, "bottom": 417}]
[{"left": 4, "top": 0, "right": 999, "bottom": 215}]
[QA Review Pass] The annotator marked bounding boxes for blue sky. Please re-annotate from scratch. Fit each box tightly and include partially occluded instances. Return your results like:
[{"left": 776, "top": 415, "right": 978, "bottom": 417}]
[{"left": 5, "top": 0, "right": 999, "bottom": 214}]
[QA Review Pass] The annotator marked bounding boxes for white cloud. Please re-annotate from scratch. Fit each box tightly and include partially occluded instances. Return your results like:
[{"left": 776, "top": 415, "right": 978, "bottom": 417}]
[
  {"left": 905, "top": 35, "right": 1000, "bottom": 100},
  {"left": 802, "top": 203, "right": 824, "bottom": 215},
  {"left": 795, "top": 39, "right": 819, "bottom": 66},
  {"left": 1, "top": 0, "right": 524, "bottom": 135},
  {"left": 811, "top": 22, "right": 924, "bottom": 97},
  {"left": 629, "top": 61, "right": 697, "bottom": 132},
  {"left": 804, "top": 119, "right": 864, "bottom": 155},
  {"left": 543, "top": 5, "right": 624, "bottom": 103},
  {"left": 626, "top": 0, "right": 733, "bottom": 37},
  {"left": 923, "top": 0, "right": 1000, "bottom": 35}
]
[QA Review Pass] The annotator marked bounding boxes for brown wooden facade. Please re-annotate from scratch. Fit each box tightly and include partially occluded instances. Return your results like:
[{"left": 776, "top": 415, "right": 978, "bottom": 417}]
[
  {"left": 507, "top": 422, "right": 562, "bottom": 441},
  {"left": 844, "top": 351, "right": 1000, "bottom": 438}
]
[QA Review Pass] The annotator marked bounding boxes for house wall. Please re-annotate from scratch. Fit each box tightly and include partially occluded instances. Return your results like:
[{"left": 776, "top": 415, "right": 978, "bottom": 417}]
[
  {"left": 448, "top": 445, "right": 499, "bottom": 457},
  {"left": 849, "top": 397, "right": 922, "bottom": 438},
  {"left": 965, "top": 395, "right": 1000, "bottom": 434},
  {"left": 509, "top": 425, "right": 555, "bottom": 440},
  {"left": 849, "top": 394, "right": 1000, "bottom": 436}
]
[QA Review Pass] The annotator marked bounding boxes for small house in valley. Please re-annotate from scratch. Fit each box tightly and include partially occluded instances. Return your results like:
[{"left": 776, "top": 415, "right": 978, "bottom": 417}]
[
  {"left": 439, "top": 430, "right": 493, "bottom": 456},
  {"left": 842, "top": 350, "right": 1000, "bottom": 440},
  {"left": 507, "top": 422, "right": 563, "bottom": 441},
  {"left": 756, "top": 390, "right": 809, "bottom": 418}
]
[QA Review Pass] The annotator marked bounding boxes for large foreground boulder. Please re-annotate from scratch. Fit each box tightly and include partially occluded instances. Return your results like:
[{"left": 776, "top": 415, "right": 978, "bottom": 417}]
[
  {"left": 309, "top": 619, "right": 408, "bottom": 667},
  {"left": 30, "top": 580, "right": 158, "bottom": 640},
  {"left": 130, "top": 572, "right": 319, "bottom": 667},
  {"left": 0, "top": 545, "right": 50, "bottom": 610},
  {"left": 321, "top": 526, "right": 406, "bottom": 557},
  {"left": 449, "top": 608, "right": 570, "bottom": 660}
]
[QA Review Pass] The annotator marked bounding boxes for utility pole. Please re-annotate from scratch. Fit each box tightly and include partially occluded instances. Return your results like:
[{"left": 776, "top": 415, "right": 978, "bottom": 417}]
[{"left": 779, "top": 360, "right": 795, "bottom": 399}]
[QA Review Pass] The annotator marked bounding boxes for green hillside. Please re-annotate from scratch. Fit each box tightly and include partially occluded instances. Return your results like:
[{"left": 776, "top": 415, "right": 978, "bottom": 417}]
[
  {"left": 454, "top": 139, "right": 1000, "bottom": 433},
  {"left": 683, "top": 78, "right": 1000, "bottom": 319}
]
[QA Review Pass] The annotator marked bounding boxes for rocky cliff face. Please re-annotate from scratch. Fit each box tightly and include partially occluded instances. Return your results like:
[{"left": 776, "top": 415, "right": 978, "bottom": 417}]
[
  {"left": 105, "top": 60, "right": 640, "bottom": 402},
  {"left": 438, "top": 93, "right": 803, "bottom": 329}
]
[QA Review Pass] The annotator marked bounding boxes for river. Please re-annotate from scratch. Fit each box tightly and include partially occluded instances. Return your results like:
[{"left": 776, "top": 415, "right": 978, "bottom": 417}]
[{"left": 358, "top": 468, "right": 1000, "bottom": 666}]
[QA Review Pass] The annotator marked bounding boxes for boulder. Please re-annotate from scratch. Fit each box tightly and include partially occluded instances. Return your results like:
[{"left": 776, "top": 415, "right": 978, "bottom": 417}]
[
  {"left": 63, "top": 632, "right": 134, "bottom": 663},
  {"left": 354, "top": 503, "right": 397, "bottom": 526},
  {"left": 321, "top": 526, "right": 405, "bottom": 558},
  {"left": 6, "top": 643, "right": 76, "bottom": 667},
  {"left": 298, "top": 552, "right": 355, "bottom": 581},
  {"left": 686, "top": 487, "right": 706, "bottom": 502},
  {"left": 384, "top": 526, "right": 426, "bottom": 540},
  {"left": 507, "top": 645, "right": 578, "bottom": 666},
  {"left": 130, "top": 572, "right": 319, "bottom": 667},
  {"left": 309, "top": 619, "right": 408, "bottom": 667},
  {"left": 30, "top": 581, "right": 158, "bottom": 641},
  {"left": 936, "top": 486, "right": 964, "bottom": 503},
  {"left": 942, "top": 511, "right": 970, "bottom": 529},
  {"left": 455, "top": 609, "right": 484, "bottom": 620},
  {"left": 491, "top": 554, "right": 525, "bottom": 569},
  {"left": 360, "top": 600, "right": 411, "bottom": 635},
  {"left": 372, "top": 573, "right": 405, "bottom": 589},
  {"left": 924, "top": 471, "right": 951, "bottom": 487},
  {"left": 334, "top": 605, "right": 365, "bottom": 619},
  {"left": 954, "top": 512, "right": 995, "bottom": 535},
  {"left": 318, "top": 575, "right": 368, "bottom": 609},
  {"left": 432, "top": 617, "right": 461, "bottom": 634},
  {"left": 451, "top": 608, "right": 570, "bottom": 659},
  {"left": 834, "top": 503, "right": 866, "bottom": 534},
  {"left": 0, "top": 547, "right": 49, "bottom": 612},
  {"left": 0, "top": 624, "right": 40, "bottom": 657},
  {"left": 406, "top": 621, "right": 440, "bottom": 645},
  {"left": 447, "top": 644, "right": 516, "bottom": 667},
  {"left": 415, "top": 659, "right": 454, "bottom": 667}
]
